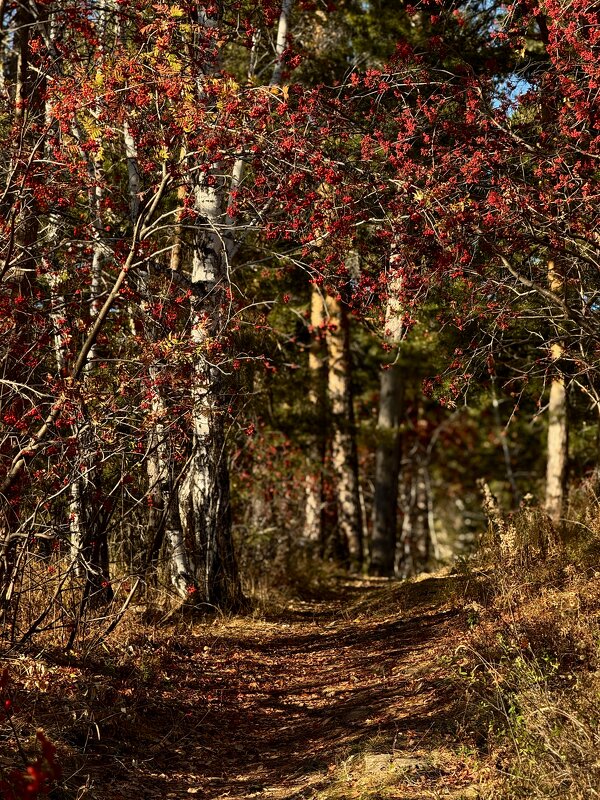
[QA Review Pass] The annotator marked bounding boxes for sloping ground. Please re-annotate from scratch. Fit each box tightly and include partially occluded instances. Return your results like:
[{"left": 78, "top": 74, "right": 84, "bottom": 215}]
[{"left": 1, "top": 575, "right": 485, "bottom": 800}]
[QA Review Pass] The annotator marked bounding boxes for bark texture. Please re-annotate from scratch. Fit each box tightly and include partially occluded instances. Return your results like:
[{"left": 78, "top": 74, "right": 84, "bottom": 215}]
[
  {"left": 545, "top": 260, "right": 568, "bottom": 526},
  {"left": 545, "top": 364, "right": 568, "bottom": 525},
  {"left": 370, "top": 269, "right": 404, "bottom": 576},
  {"left": 177, "top": 176, "right": 242, "bottom": 609},
  {"left": 370, "top": 365, "right": 403, "bottom": 576},
  {"left": 326, "top": 295, "right": 363, "bottom": 569},
  {"left": 303, "top": 288, "right": 327, "bottom": 549}
]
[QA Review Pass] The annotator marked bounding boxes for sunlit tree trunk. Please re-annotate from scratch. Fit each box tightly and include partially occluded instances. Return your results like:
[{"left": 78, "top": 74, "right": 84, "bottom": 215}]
[
  {"left": 325, "top": 294, "right": 363, "bottom": 570},
  {"left": 142, "top": 307, "right": 194, "bottom": 599},
  {"left": 545, "top": 358, "right": 568, "bottom": 528},
  {"left": 177, "top": 175, "right": 242, "bottom": 608},
  {"left": 146, "top": 396, "right": 195, "bottom": 596},
  {"left": 271, "top": 0, "right": 293, "bottom": 86},
  {"left": 545, "top": 260, "right": 568, "bottom": 526},
  {"left": 303, "top": 287, "right": 327, "bottom": 550},
  {"left": 537, "top": 18, "right": 569, "bottom": 528},
  {"left": 370, "top": 268, "right": 404, "bottom": 576},
  {"left": 169, "top": 175, "right": 186, "bottom": 273}
]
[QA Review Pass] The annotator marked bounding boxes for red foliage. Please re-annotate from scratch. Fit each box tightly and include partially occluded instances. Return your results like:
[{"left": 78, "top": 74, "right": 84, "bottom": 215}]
[
  {"left": 0, "top": 671, "right": 61, "bottom": 800},
  {"left": 0, "top": 732, "right": 61, "bottom": 800},
  {"left": 0, "top": 0, "right": 598, "bottom": 596}
]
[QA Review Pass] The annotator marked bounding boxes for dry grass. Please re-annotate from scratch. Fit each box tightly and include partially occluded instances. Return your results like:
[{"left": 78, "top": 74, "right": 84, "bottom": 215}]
[
  {"left": 452, "top": 490, "right": 600, "bottom": 799},
  {"left": 0, "top": 566, "right": 472, "bottom": 800},
  {"left": 3, "top": 490, "right": 600, "bottom": 800}
]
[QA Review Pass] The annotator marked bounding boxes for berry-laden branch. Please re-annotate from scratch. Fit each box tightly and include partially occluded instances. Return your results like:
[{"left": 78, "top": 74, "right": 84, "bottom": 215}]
[{"left": 0, "top": 670, "right": 61, "bottom": 800}]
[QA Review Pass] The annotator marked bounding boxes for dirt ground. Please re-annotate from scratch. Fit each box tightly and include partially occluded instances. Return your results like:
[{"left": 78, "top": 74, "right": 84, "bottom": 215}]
[{"left": 2, "top": 575, "right": 486, "bottom": 799}]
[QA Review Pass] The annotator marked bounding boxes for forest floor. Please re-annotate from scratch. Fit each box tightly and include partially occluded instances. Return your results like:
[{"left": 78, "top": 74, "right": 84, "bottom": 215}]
[{"left": 3, "top": 573, "right": 491, "bottom": 800}]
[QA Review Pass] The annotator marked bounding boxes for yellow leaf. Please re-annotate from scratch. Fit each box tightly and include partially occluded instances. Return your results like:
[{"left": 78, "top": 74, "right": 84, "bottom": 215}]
[{"left": 269, "top": 85, "right": 289, "bottom": 99}]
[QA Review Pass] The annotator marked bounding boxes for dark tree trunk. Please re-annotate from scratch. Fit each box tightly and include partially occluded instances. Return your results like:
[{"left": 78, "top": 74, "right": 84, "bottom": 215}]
[{"left": 370, "top": 364, "right": 403, "bottom": 576}]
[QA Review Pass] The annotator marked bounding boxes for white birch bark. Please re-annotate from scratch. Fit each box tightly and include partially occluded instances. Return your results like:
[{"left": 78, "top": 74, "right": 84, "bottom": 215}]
[
  {"left": 66, "top": 0, "right": 112, "bottom": 596},
  {"left": 65, "top": 196, "right": 101, "bottom": 574},
  {"left": 123, "top": 120, "right": 141, "bottom": 224},
  {"left": 271, "top": 0, "right": 294, "bottom": 86},
  {"left": 545, "top": 260, "right": 568, "bottom": 526},
  {"left": 545, "top": 352, "right": 568, "bottom": 524},
  {"left": 178, "top": 176, "right": 241, "bottom": 607},
  {"left": 176, "top": 0, "right": 294, "bottom": 606},
  {"left": 148, "top": 392, "right": 195, "bottom": 596}
]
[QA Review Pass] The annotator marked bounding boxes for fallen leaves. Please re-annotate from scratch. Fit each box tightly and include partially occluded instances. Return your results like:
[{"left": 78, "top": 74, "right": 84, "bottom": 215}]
[{"left": 0, "top": 581, "right": 474, "bottom": 799}]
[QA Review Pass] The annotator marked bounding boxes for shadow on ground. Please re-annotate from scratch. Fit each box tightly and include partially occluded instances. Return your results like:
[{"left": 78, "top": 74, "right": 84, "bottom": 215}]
[{"left": 64, "top": 578, "right": 462, "bottom": 799}]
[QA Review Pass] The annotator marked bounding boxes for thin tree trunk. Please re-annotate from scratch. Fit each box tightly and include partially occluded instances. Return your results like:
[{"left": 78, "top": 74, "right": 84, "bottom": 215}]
[
  {"left": 68, "top": 220, "right": 98, "bottom": 574},
  {"left": 545, "top": 260, "right": 568, "bottom": 525},
  {"left": 325, "top": 294, "right": 363, "bottom": 570},
  {"left": 397, "top": 448, "right": 430, "bottom": 578},
  {"left": 124, "top": 120, "right": 141, "bottom": 224},
  {"left": 545, "top": 362, "right": 568, "bottom": 523},
  {"left": 66, "top": 0, "right": 113, "bottom": 601},
  {"left": 537, "top": 18, "right": 569, "bottom": 528},
  {"left": 370, "top": 365, "right": 403, "bottom": 576},
  {"left": 303, "top": 287, "right": 326, "bottom": 550},
  {"left": 370, "top": 268, "right": 404, "bottom": 576},
  {"left": 271, "top": 0, "right": 293, "bottom": 86},
  {"left": 69, "top": 423, "right": 113, "bottom": 604},
  {"left": 169, "top": 178, "right": 186, "bottom": 272}
]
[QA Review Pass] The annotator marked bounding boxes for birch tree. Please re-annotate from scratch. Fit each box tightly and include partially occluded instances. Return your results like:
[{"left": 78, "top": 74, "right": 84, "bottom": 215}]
[
  {"left": 173, "top": 0, "right": 295, "bottom": 607},
  {"left": 370, "top": 262, "right": 404, "bottom": 577},
  {"left": 545, "top": 260, "right": 568, "bottom": 526}
]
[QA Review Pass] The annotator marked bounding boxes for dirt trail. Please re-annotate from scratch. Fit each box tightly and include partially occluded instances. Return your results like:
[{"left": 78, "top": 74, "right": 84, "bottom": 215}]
[{"left": 73, "top": 576, "right": 479, "bottom": 799}]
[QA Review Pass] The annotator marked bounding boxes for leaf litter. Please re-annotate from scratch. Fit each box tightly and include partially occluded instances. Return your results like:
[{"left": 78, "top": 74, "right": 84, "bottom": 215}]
[{"left": 0, "top": 573, "right": 487, "bottom": 799}]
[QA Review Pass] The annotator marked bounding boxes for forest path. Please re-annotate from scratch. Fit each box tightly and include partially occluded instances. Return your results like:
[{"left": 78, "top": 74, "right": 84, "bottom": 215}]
[{"left": 84, "top": 575, "right": 479, "bottom": 800}]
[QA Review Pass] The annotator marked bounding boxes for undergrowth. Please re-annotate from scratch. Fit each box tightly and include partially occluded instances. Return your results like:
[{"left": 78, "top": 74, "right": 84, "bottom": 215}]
[
  {"left": 453, "top": 486, "right": 600, "bottom": 799},
  {"left": 4, "top": 485, "right": 600, "bottom": 799}
]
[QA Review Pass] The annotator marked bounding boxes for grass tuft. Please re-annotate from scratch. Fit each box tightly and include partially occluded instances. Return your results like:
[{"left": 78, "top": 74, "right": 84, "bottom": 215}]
[{"left": 452, "top": 486, "right": 600, "bottom": 799}]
